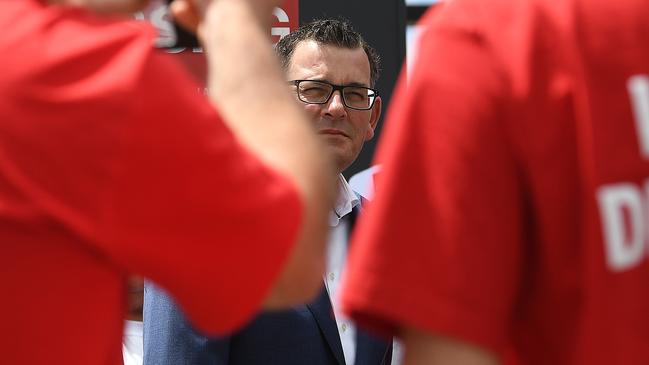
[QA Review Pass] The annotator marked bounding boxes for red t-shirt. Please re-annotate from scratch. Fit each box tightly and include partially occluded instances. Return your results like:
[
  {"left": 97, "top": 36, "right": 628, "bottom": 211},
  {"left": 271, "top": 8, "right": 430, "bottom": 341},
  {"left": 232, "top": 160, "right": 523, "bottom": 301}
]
[
  {"left": 342, "top": 0, "right": 649, "bottom": 364},
  {"left": 0, "top": 1, "right": 301, "bottom": 364}
]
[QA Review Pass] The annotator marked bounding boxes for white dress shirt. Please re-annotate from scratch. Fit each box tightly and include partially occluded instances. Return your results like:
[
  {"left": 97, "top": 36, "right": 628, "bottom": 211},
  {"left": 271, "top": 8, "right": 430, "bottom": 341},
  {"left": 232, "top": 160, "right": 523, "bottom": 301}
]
[
  {"left": 122, "top": 320, "right": 144, "bottom": 365},
  {"left": 325, "top": 174, "right": 360, "bottom": 365}
]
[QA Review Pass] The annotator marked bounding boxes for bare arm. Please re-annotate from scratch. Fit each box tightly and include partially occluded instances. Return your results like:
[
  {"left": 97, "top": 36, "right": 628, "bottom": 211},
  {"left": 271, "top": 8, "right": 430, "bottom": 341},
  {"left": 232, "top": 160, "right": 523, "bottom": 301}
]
[
  {"left": 172, "top": 0, "right": 335, "bottom": 308},
  {"left": 402, "top": 327, "right": 500, "bottom": 365}
]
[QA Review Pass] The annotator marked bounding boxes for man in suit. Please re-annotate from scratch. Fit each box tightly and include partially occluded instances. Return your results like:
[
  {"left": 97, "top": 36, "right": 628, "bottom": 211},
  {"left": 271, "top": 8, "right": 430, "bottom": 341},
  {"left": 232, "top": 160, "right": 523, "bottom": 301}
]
[{"left": 143, "top": 18, "right": 390, "bottom": 365}]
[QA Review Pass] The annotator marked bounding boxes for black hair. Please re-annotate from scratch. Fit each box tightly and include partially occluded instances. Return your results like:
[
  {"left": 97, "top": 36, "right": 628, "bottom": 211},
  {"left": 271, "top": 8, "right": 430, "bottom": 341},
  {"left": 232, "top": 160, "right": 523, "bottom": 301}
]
[{"left": 275, "top": 18, "right": 381, "bottom": 86}]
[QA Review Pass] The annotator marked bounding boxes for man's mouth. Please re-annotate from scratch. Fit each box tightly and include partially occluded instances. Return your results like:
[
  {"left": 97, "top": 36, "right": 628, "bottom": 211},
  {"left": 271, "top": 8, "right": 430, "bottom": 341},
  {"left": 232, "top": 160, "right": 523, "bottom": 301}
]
[{"left": 318, "top": 129, "right": 349, "bottom": 138}]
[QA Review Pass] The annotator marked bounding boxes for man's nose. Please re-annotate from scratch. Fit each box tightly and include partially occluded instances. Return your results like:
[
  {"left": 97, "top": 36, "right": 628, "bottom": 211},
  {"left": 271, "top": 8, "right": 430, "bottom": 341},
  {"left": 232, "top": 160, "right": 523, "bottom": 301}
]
[{"left": 324, "top": 91, "right": 347, "bottom": 119}]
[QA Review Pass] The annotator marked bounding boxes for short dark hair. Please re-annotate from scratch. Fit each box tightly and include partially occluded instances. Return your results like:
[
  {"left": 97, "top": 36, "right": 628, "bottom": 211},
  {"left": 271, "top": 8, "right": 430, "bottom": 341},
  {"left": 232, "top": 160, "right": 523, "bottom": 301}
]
[{"left": 276, "top": 18, "right": 381, "bottom": 87}]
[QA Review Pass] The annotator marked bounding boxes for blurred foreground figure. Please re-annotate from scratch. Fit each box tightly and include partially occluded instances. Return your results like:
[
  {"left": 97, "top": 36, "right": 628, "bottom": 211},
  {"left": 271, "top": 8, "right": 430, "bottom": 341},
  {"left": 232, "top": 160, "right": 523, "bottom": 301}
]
[
  {"left": 341, "top": 0, "right": 649, "bottom": 364},
  {"left": 0, "top": 0, "right": 334, "bottom": 364}
]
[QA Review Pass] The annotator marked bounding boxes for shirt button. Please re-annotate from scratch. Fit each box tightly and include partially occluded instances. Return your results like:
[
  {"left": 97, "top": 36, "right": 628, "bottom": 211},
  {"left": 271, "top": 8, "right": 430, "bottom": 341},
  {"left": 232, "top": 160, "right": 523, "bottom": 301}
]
[
  {"left": 329, "top": 273, "right": 335, "bottom": 281},
  {"left": 342, "top": 323, "right": 347, "bottom": 332}
]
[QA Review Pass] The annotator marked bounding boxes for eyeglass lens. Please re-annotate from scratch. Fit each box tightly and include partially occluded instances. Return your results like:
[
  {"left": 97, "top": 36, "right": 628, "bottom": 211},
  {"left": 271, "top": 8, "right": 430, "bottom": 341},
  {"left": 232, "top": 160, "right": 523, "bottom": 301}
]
[{"left": 297, "top": 81, "right": 375, "bottom": 110}]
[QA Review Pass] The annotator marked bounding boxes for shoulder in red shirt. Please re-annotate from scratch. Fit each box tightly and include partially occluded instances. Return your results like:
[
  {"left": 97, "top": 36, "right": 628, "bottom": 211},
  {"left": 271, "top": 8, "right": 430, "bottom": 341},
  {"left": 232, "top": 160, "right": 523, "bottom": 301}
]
[
  {"left": 0, "top": 1, "right": 302, "bottom": 364},
  {"left": 342, "top": 1, "right": 649, "bottom": 364}
]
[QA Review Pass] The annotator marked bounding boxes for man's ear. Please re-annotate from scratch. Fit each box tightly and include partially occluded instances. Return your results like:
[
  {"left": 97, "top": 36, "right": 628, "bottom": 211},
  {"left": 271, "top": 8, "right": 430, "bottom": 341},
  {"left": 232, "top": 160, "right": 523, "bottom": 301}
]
[{"left": 365, "top": 96, "right": 382, "bottom": 140}]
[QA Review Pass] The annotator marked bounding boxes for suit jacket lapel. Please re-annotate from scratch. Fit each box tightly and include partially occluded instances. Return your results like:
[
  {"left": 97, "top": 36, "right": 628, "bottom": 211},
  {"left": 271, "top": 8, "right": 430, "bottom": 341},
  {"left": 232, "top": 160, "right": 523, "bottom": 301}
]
[
  {"left": 306, "top": 198, "right": 364, "bottom": 365},
  {"left": 306, "top": 287, "right": 346, "bottom": 365}
]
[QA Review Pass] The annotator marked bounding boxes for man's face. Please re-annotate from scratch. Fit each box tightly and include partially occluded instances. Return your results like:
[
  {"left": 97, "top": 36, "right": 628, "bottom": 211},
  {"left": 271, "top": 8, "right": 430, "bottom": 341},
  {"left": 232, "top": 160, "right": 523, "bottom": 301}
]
[{"left": 286, "top": 40, "right": 381, "bottom": 173}]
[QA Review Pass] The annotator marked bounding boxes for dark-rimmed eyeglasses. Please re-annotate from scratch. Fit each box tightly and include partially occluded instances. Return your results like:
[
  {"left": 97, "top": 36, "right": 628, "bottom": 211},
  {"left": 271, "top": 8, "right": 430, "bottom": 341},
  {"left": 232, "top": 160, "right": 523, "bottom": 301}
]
[{"left": 289, "top": 80, "right": 378, "bottom": 111}]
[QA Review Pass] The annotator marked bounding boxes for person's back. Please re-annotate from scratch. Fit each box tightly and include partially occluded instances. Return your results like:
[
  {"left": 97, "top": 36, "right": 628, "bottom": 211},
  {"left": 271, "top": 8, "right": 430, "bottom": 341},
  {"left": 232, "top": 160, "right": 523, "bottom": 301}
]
[
  {"left": 341, "top": 0, "right": 649, "bottom": 364},
  {"left": 567, "top": 0, "right": 649, "bottom": 362}
]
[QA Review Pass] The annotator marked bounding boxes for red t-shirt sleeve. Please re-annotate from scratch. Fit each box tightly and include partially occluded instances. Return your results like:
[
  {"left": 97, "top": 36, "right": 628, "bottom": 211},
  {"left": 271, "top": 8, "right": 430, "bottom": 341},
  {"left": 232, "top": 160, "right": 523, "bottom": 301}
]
[
  {"left": 0, "top": 7, "right": 302, "bottom": 332},
  {"left": 342, "top": 6, "right": 524, "bottom": 355},
  {"left": 96, "top": 51, "right": 302, "bottom": 334},
  {"left": 2, "top": 13, "right": 301, "bottom": 334},
  {"left": 0, "top": 4, "right": 294, "bottom": 355}
]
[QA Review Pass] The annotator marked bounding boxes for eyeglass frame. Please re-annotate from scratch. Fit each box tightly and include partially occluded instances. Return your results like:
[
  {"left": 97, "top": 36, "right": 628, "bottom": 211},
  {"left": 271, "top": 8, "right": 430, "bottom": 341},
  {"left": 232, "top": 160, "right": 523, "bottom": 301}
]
[{"left": 289, "top": 79, "right": 379, "bottom": 111}]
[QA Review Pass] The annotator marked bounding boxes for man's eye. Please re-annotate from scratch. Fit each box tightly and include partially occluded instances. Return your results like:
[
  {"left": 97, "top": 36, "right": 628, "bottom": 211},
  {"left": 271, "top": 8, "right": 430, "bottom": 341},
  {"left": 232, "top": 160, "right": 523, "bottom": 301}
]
[
  {"left": 345, "top": 90, "right": 368, "bottom": 101},
  {"left": 301, "top": 87, "right": 328, "bottom": 96}
]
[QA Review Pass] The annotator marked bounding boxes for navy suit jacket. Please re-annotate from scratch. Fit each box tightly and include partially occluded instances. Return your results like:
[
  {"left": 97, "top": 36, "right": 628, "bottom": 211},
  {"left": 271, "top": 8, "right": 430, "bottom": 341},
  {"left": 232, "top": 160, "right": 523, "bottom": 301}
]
[{"left": 143, "top": 205, "right": 392, "bottom": 365}]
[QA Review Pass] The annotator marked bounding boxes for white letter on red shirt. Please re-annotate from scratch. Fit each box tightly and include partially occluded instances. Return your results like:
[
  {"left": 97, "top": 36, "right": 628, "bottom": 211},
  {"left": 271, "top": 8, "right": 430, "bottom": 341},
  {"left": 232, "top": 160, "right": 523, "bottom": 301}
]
[
  {"left": 628, "top": 75, "right": 649, "bottom": 159},
  {"left": 597, "top": 183, "right": 646, "bottom": 272}
]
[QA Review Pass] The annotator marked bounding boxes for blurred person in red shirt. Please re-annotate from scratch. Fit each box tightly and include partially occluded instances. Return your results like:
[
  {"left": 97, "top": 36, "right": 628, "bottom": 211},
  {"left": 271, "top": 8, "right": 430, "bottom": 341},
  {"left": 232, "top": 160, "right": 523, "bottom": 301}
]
[
  {"left": 0, "top": 0, "right": 335, "bottom": 364},
  {"left": 341, "top": 0, "right": 649, "bottom": 364}
]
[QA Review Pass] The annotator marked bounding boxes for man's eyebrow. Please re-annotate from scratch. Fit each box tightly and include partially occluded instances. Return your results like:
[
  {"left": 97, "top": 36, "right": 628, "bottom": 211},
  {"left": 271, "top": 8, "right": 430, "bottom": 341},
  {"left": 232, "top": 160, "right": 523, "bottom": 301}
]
[
  {"left": 345, "top": 82, "right": 371, "bottom": 88},
  {"left": 303, "top": 77, "right": 330, "bottom": 83},
  {"left": 306, "top": 78, "right": 370, "bottom": 88}
]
